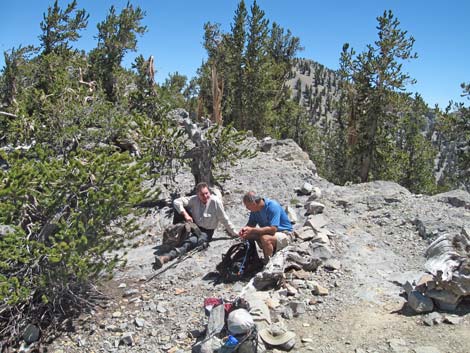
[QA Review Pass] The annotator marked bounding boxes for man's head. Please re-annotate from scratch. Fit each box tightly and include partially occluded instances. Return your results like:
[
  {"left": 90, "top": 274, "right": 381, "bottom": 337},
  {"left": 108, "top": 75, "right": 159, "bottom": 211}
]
[
  {"left": 196, "top": 182, "right": 211, "bottom": 204},
  {"left": 243, "top": 191, "right": 263, "bottom": 212}
]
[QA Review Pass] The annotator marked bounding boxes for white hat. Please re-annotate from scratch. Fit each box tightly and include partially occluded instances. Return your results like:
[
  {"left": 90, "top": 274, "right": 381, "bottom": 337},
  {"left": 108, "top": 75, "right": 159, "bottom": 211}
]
[
  {"left": 227, "top": 309, "right": 255, "bottom": 335},
  {"left": 259, "top": 327, "right": 296, "bottom": 347}
]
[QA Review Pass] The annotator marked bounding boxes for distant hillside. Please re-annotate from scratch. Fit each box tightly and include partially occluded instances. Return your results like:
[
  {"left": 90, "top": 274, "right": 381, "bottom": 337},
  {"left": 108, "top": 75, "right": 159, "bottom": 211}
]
[
  {"left": 286, "top": 58, "right": 342, "bottom": 126},
  {"left": 287, "top": 58, "right": 468, "bottom": 192}
]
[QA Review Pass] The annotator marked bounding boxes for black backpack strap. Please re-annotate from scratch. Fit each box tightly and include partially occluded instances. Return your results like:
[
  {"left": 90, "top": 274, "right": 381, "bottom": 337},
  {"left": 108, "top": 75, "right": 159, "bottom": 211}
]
[{"left": 233, "top": 326, "right": 258, "bottom": 353}]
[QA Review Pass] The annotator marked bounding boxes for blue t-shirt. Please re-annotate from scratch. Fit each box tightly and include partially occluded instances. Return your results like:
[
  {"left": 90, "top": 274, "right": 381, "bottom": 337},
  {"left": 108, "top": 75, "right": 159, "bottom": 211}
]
[{"left": 247, "top": 198, "right": 292, "bottom": 232}]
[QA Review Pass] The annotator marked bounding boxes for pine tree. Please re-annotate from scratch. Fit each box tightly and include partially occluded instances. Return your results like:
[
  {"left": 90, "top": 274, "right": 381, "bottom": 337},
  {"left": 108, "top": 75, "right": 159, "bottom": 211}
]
[
  {"left": 338, "top": 10, "right": 417, "bottom": 182},
  {"left": 129, "top": 55, "right": 158, "bottom": 116},
  {"left": 196, "top": 1, "right": 301, "bottom": 138},
  {"left": 90, "top": 3, "right": 147, "bottom": 102},
  {"left": 39, "top": 0, "right": 89, "bottom": 55},
  {"left": 244, "top": 0, "right": 270, "bottom": 135},
  {"left": 1, "top": 46, "right": 35, "bottom": 111},
  {"left": 202, "top": 22, "right": 227, "bottom": 124},
  {"left": 225, "top": 0, "right": 247, "bottom": 129},
  {"left": 435, "top": 83, "right": 470, "bottom": 191},
  {"left": 396, "top": 94, "right": 437, "bottom": 194}
]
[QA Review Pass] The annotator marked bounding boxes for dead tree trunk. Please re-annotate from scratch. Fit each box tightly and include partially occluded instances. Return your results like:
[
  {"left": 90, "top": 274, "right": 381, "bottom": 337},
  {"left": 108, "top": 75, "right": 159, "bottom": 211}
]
[
  {"left": 180, "top": 116, "right": 217, "bottom": 188},
  {"left": 211, "top": 65, "right": 223, "bottom": 125},
  {"left": 422, "top": 227, "right": 470, "bottom": 309}
]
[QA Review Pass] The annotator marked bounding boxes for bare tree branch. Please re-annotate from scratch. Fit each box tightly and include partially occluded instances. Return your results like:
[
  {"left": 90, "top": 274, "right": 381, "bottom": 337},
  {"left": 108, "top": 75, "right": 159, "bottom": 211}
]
[{"left": 0, "top": 111, "right": 18, "bottom": 118}]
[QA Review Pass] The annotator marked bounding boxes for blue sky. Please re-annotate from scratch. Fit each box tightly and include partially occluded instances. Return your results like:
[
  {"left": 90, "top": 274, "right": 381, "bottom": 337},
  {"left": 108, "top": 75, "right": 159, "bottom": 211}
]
[{"left": 1, "top": 0, "right": 469, "bottom": 108}]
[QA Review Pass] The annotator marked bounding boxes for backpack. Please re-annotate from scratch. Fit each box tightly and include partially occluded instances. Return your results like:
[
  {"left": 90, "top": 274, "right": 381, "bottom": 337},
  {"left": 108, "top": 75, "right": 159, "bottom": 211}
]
[
  {"left": 194, "top": 297, "right": 262, "bottom": 353},
  {"left": 216, "top": 240, "right": 264, "bottom": 283},
  {"left": 161, "top": 222, "right": 201, "bottom": 251}
]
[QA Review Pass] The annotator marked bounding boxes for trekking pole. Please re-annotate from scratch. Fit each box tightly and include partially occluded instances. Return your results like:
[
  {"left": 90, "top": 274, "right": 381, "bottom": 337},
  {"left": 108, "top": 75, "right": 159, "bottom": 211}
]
[{"left": 146, "top": 244, "right": 206, "bottom": 283}]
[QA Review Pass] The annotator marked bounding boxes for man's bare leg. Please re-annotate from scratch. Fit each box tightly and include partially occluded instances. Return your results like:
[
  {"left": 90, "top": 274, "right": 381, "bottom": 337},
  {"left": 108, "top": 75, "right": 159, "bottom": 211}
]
[{"left": 259, "top": 234, "right": 276, "bottom": 259}]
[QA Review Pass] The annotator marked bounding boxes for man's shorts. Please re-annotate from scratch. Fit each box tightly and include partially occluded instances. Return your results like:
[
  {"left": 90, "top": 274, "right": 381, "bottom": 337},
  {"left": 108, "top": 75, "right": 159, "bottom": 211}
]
[{"left": 275, "top": 231, "right": 293, "bottom": 251}]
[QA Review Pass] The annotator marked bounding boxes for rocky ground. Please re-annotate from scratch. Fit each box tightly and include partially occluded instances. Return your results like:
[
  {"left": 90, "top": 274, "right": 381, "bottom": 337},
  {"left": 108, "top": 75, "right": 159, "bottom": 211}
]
[{"left": 47, "top": 137, "right": 470, "bottom": 353}]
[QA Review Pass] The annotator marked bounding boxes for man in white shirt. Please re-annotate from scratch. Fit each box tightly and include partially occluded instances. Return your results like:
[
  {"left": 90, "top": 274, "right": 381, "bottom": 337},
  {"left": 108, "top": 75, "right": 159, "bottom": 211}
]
[{"left": 154, "top": 182, "right": 237, "bottom": 269}]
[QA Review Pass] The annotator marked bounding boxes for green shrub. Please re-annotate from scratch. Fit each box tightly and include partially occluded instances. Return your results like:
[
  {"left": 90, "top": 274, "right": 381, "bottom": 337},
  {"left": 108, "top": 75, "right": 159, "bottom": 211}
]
[{"left": 0, "top": 145, "right": 147, "bottom": 339}]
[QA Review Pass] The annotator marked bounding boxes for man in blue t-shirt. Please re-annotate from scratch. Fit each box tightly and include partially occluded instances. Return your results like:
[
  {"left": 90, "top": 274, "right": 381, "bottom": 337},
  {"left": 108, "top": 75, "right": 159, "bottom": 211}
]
[{"left": 239, "top": 191, "right": 293, "bottom": 262}]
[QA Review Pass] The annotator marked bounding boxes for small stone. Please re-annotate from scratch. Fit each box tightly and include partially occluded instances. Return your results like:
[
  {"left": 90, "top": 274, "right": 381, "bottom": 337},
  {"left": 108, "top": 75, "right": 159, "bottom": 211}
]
[
  {"left": 157, "top": 302, "right": 167, "bottom": 313},
  {"left": 102, "top": 341, "right": 113, "bottom": 352},
  {"left": 123, "top": 289, "right": 139, "bottom": 297},
  {"left": 323, "top": 259, "right": 341, "bottom": 271},
  {"left": 291, "top": 279, "right": 307, "bottom": 288},
  {"left": 407, "top": 291, "right": 434, "bottom": 313},
  {"left": 443, "top": 315, "right": 463, "bottom": 325},
  {"left": 415, "top": 274, "right": 434, "bottom": 292},
  {"left": 312, "top": 284, "right": 329, "bottom": 296},
  {"left": 177, "top": 331, "right": 187, "bottom": 340},
  {"left": 433, "top": 299, "right": 459, "bottom": 311},
  {"left": 160, "top": 335, "right": 171, "bottom": 343},
  {"left": 423, "top": 312, "right": 443, "bottom": 326},
  {"left": 403, "top": 281, "right": 414, "bottom": 296},
  {"left": 312, "top": 231, "right": 330, "bottom": 245},
  {"left": 305, "top": 201, "right": 325, "bottom": 215},
  {"left": 76, "top": 336, "right": 86, "bottom": 347},
  {"left": 306, "top": 187, "right": 322, "bottom": 201},
  {"left": 292, "top": 269, "right": 311, "bottom": 280},
  {"left": 304, "top": 214, "right": 328, "bottom": 230},
  {"left": 260, "top": 138, "right": 274, "bottom": 152},
  {"left": 135, "top": 318, "right": 145, "bottom": 328},
  {"left": 112, "top": 311, "right": 122, "bottom": 318},
  {"left": 105, "top": 324, "right": 121, "bottom": 332},
  {"left": 426, "top": 289, "right": 460, "bottom": 306},
  {"left": 308, "top": 298, "right": 318, "bottom": 305},
  {"left": 284, "top": 283, "right": 298, "bottom": 296},
  {"left": 118, "top": 283, "right": 127, "bottom": 288},
  {"left": 23, "top": 324, "right": 40, "bottom": 344},
  {"left": 285, "top": 205, "right": 298, "bottom": 224},
  {"left": 175, "top": 288, "right": 186, "bottom": 295},
  {"left": 288, "top": 301, "right": 306, "bottom": 316},
  {"left": 144, "top": 302, "right": 157, "bottom": 311},
  {"left": 300, "top": 182, "right": 314, "bottom": 195},
  {"left": 282, "top": 306, "right": 294, "bottom": 319},
  {"left": 119, "top": 332, "right": 134, "bottom": 346},
  {"left": 295, "top": 226, "right": 316, "bottom": 241}
]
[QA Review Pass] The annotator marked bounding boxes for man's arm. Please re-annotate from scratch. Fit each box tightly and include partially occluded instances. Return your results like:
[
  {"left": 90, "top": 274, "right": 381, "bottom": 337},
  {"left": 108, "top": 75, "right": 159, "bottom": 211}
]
[
  {"left": 173, "top": 196, "right": 193, "bottom": 222},
  {"left": 215, "top": 197, "right": 238, "bottom": 237},
  {"left": 239, "top": 203, "right": 279, "bottom": 239},
  {"left": 239, "top": 225, "right": 277, "bottom": 239}
]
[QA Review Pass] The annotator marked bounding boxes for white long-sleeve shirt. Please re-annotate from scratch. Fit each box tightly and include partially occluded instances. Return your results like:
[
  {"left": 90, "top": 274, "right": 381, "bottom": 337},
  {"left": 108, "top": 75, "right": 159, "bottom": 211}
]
[{"left": 173, "top": 194, "right": 237, "bottom": 237}]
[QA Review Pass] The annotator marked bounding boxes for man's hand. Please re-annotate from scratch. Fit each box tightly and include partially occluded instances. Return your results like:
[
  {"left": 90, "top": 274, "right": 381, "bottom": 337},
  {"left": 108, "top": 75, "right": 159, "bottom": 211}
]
[
  {"left": 182, "top": 210, "right": 193, "bottom": 223},
  {"left": 238, "top": 226, "right": 252, "bottom": 239}
]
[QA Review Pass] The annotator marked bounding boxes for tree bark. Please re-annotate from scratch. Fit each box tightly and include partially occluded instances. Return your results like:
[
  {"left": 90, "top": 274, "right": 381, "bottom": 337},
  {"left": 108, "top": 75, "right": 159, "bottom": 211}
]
[{"left": 211, "top": 65, "right": 223, "bottom": 125}]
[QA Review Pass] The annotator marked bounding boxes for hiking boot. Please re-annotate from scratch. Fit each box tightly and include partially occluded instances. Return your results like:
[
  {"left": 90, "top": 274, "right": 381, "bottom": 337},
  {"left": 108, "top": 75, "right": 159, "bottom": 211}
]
[{"left": 153, "top": 255, "right": 170, "bottom": 270}]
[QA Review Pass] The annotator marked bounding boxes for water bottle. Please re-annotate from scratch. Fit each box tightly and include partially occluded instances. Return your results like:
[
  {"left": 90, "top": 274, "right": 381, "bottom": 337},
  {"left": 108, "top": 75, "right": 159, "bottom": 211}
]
[
  {"left": 224, "top": 335, "right": 238, "bottom": 347},
  {"left": 219, "top": 335, "right": 238, "bottom": 352}
]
